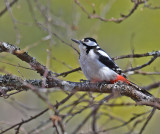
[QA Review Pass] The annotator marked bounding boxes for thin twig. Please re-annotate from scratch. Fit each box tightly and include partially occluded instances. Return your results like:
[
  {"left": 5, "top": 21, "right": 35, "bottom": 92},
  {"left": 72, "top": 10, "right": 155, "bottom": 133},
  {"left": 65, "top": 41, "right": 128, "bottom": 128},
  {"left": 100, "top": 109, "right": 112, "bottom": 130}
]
[
  {"left": 72, "top": 94, "right": 114, "bottom": 134},
  {"left": 74, "top": 0, "right": 145, "bottom": 23},
  {"left": 0, "top": 0, "right": 18, "bottom": 17},
  {"left": 0, "top": 108, "right": 49, "bottom": 134},
  {"left": 113, "top": 51, "right": 160, "bottom": 60},
  {"left": 123, "top": 56, "right": 158, "bottom": 73},
  {"left": 138, "top": 108, "right": 156, "bottom": 134},
  {"left": 55, "top": 67, "right": 81, "bottom": 77}
]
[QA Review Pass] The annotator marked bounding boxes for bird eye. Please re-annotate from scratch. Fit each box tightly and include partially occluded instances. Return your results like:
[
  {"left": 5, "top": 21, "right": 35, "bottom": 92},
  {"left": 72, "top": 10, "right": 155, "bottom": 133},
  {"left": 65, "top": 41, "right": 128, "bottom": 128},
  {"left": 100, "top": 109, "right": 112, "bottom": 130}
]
[{"left": 85, "top": 39, "right": 89, "bottom": 42}]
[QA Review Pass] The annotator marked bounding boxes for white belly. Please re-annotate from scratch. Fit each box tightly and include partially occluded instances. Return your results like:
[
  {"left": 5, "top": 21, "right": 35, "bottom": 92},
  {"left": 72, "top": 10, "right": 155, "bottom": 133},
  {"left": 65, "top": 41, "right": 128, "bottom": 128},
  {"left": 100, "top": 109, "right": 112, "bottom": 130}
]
[{"left": 79, "top": 50, "right": 117, "bottom": 82}]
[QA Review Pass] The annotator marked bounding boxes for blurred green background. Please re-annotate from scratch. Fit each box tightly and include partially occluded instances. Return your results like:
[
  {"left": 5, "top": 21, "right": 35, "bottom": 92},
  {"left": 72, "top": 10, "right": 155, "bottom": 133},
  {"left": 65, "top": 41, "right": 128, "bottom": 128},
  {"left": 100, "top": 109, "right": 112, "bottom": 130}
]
[{"left": 0, "top": 0, "right": 160, "bottom": 133}]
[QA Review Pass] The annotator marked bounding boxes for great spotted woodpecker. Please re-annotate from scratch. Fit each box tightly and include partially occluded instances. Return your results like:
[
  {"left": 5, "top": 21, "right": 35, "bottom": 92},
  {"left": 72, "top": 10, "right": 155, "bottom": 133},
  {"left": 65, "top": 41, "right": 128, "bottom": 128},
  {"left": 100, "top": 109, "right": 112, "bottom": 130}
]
[{"left": 71, "top": 37, "right": 152, "bottom": 96}]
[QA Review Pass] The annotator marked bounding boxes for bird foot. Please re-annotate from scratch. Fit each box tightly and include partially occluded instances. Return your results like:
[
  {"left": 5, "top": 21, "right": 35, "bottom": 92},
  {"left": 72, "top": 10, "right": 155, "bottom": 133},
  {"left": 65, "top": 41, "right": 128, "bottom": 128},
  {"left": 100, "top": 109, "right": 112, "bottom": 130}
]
[
  {"left": 80, "top": 79, "right": 90, "bottom": 84},
  {"left": 98, "top": 81, "right": 109, "bottom": 91}
]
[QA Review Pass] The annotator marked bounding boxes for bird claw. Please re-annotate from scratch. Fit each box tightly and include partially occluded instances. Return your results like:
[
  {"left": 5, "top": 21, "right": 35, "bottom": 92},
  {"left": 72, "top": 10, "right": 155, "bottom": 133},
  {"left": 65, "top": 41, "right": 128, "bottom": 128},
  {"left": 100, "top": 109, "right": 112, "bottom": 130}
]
[
  {"left": 98, "top": 81, "right": 108, "bottom": 91},
  {"left": 115, "top": 80, "right": 125, "bottom": 85},
  {"left": 80, "top": 79, "right": 90, "bottom": 84}
]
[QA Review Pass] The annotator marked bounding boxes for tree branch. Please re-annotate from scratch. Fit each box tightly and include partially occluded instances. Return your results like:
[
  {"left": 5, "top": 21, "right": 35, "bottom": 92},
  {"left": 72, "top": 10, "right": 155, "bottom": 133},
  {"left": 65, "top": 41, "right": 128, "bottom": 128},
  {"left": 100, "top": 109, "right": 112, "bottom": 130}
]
[
  {"left": 0, "top": 41, "right": 160, "bottom": 110},
  {"left": 0, "top": 0, "right": 18, "bottom": 17},
  {"left": 0, "top": 41, "right": 53, "bottom": 78},
  {"left": 0, "top": 74, "right": 160, "bottom": 110},
  {"left": 74, "top": 0, "right": 146, "bottom": 23},
  {"left": 123, "top": 55, "right": 158, "bottom": 73},
  {"left": 138, "top": 108, "right": 156, "bottom": 134},
  {"left": 0, "top": 108, "right": 49, "bottom": 134},
  {"left": 113, "top": 51, "right": 160, "bottom": 60}
]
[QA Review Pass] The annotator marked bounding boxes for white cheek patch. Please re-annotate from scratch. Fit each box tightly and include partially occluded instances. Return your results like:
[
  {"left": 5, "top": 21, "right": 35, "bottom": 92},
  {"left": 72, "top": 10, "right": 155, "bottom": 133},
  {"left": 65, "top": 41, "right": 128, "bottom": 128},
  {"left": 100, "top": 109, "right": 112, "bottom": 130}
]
[{"left": 86, "top": 40, "right": 97, "bottom": 46}]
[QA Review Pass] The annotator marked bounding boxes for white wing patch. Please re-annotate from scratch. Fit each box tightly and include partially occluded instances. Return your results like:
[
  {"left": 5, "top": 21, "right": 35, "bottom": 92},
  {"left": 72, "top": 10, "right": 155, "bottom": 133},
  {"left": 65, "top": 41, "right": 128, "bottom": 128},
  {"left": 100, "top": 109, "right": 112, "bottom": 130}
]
[
  {"left": 97, "top": 50, "right": 111, "bottom": 59},
  {"left": 97, "top": 49, "right": 123, "bottom": 75}
]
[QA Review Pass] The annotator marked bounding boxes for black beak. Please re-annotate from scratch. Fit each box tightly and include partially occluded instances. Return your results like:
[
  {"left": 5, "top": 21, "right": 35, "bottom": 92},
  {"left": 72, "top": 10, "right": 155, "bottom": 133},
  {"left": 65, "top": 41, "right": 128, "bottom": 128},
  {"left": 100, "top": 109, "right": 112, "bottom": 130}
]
[{"left": 71, "top": 39, "right": 81, "bottom": 45}]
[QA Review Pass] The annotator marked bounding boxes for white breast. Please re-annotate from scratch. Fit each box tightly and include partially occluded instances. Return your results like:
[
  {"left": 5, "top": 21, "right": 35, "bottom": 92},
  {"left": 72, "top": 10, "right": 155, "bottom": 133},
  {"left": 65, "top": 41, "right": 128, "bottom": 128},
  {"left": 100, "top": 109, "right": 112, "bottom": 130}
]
[{"left": 79, "top": 49, "right": 117, "bottom": 82}]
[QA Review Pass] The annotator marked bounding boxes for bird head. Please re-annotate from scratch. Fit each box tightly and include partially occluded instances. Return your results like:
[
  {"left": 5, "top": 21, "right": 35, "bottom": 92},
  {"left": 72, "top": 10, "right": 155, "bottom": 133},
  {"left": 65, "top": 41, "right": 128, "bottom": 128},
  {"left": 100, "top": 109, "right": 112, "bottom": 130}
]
[{"left": 71, "top": 37, "right": 98, "bottom": 54}]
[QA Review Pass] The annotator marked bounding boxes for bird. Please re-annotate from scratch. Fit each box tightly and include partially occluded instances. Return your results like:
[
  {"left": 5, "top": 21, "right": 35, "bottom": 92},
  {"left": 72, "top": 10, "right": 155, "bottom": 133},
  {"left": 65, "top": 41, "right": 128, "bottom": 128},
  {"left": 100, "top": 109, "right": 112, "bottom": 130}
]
[{"left": 71, "top": 37, "right": 152, "bottom": 96}]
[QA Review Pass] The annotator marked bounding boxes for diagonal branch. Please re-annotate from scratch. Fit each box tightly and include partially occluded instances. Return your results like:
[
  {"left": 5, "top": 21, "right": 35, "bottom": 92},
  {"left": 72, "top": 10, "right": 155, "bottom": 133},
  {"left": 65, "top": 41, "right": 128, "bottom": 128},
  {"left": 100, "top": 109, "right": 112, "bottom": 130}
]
[
  {"left": 123, "top": 55, "right": 158, "bottom": 73},
  {"left": 55, "top": 67, "right": 81, "bottom": 77},
  {"left": 0, "top": 108, "right": 49, "bottom": 134},
  {"left": 138, "top": 108, "right": 156, "bottom": 134},
  {"left": 0, "top": 41, "right": 53, "bottom": 78},
  {"left": 0, "top": 0, "right": 18, "bottom": 17}
]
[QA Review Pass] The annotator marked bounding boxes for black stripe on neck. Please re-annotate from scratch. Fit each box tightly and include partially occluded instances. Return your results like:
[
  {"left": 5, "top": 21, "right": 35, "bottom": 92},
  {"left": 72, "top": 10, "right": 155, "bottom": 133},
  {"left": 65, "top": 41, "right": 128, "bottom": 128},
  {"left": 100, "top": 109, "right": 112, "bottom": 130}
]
[{"left": 82, "top": 43, "right": 97, "bottom": 54}]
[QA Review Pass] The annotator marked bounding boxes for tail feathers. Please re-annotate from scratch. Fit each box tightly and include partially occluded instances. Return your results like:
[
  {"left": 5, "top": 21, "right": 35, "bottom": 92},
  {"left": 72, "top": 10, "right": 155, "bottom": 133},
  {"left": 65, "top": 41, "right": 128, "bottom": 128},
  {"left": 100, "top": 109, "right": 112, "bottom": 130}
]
[
  {"left": 128, "top": 81, "right": 152, "bottom": 97},
  {"left": 112, "top": 74, "right": 152, "bottom": 97}
]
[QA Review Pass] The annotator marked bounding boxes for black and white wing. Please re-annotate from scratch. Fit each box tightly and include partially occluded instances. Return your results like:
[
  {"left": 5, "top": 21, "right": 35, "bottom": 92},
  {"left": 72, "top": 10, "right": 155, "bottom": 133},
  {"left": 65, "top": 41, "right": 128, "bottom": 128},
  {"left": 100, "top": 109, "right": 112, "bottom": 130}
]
[{"left": 96, "top": 48, "right": 126, "bottom": 77}]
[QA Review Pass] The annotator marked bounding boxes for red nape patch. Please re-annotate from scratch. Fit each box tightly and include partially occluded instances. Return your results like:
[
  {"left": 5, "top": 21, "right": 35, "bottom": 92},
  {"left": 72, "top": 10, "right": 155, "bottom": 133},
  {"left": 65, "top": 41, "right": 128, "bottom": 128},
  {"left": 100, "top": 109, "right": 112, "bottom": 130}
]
[{"left": 110, "top": 75, "right": 129, "bottom": 84}]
